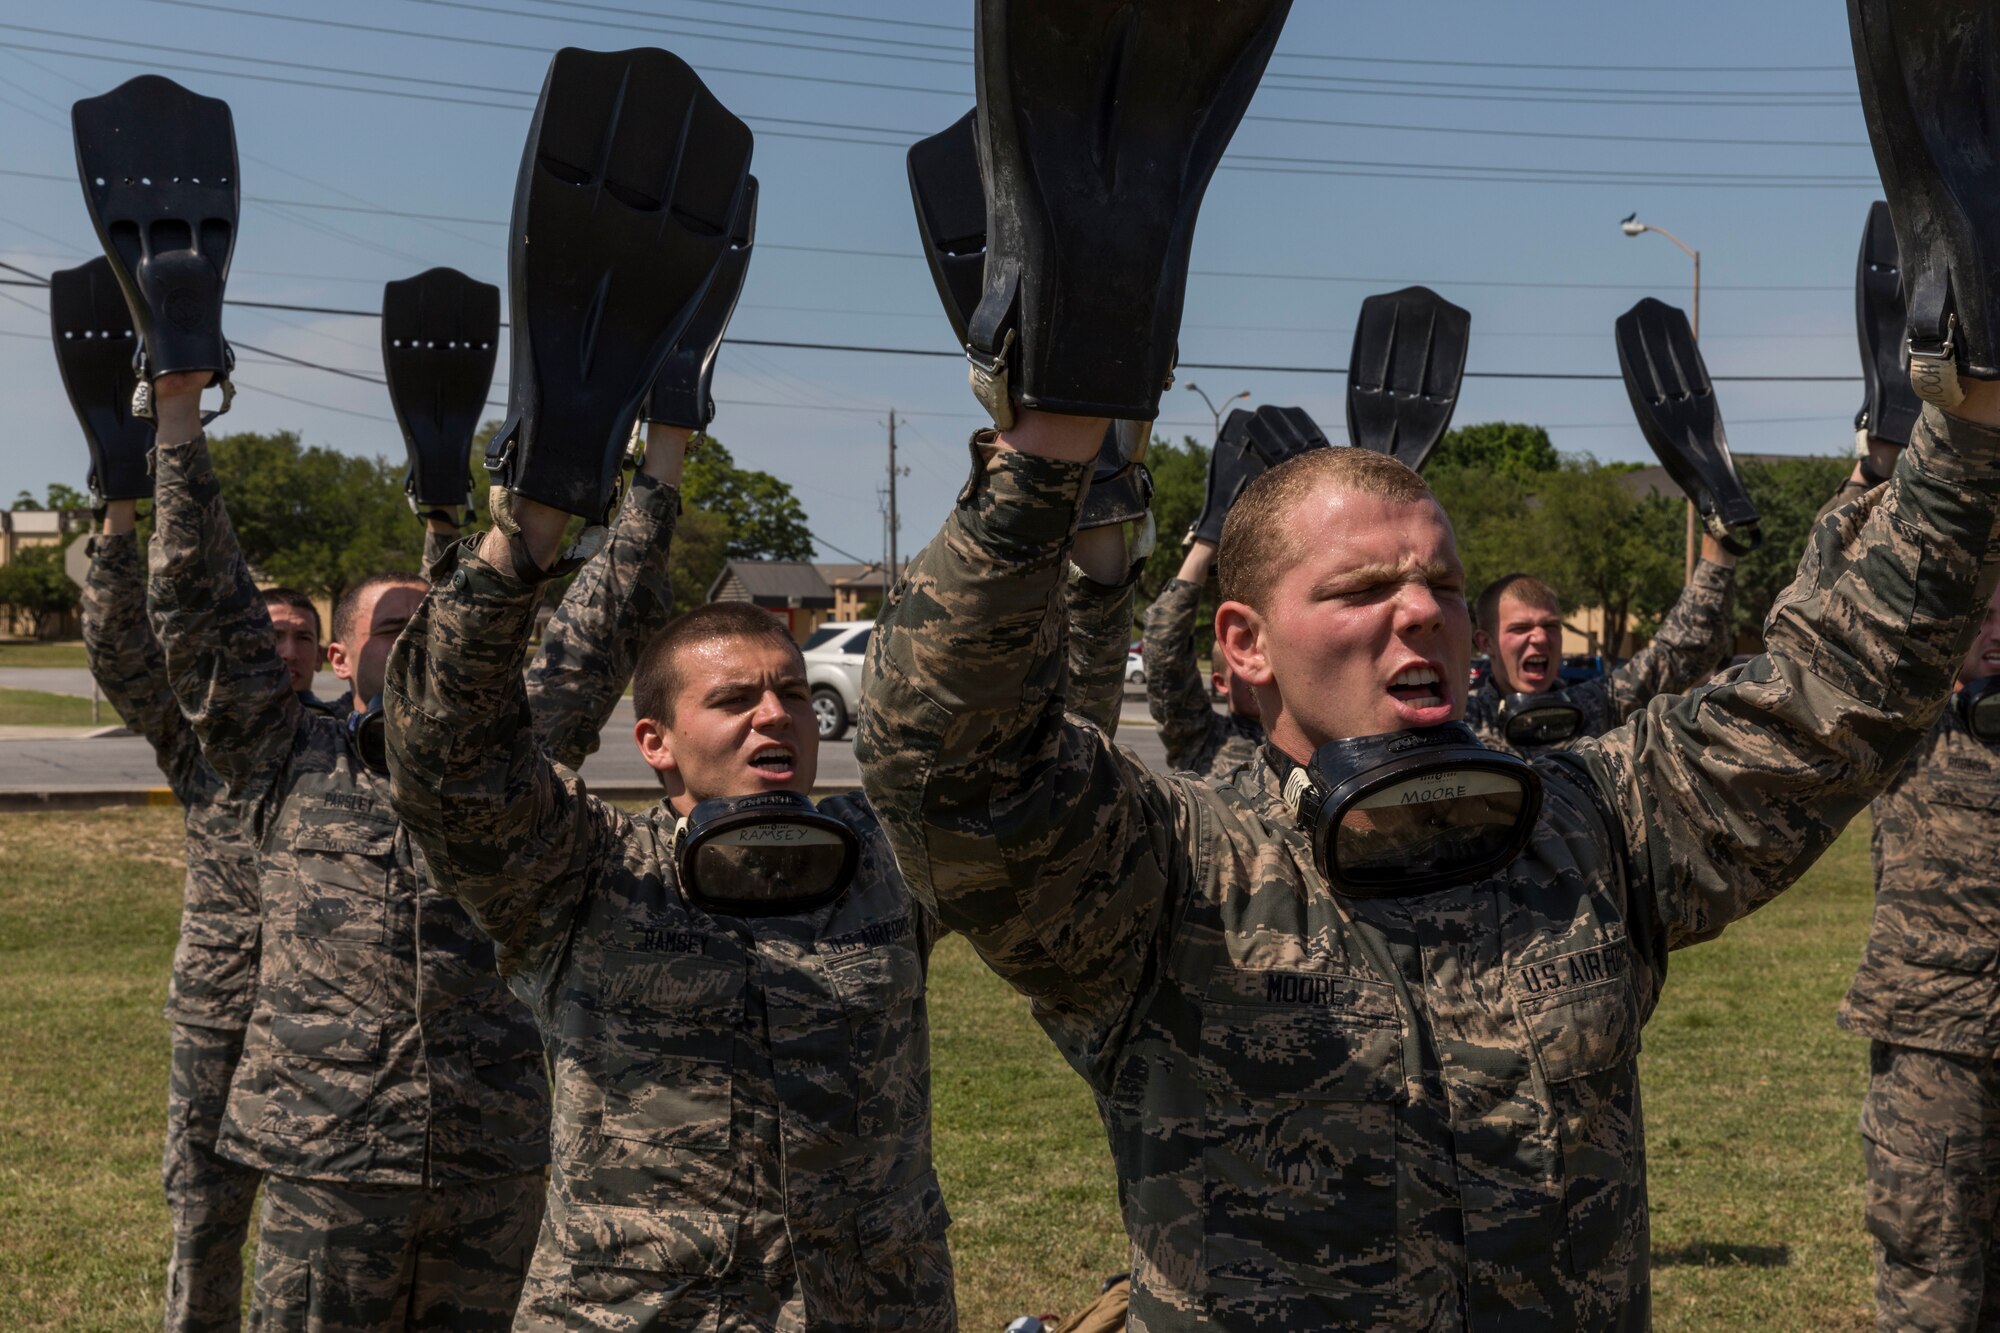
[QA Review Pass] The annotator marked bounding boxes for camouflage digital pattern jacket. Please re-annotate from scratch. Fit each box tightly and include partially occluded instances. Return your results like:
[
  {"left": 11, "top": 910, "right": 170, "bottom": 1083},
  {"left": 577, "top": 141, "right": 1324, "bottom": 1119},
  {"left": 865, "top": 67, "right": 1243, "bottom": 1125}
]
[
  {"left": 384, "top": 545, "right": 958, "bottom": 1331},
  {"left": 855, "top": 410, "right": 2000, "bottom": 1331},
  {"left": 148, "top": 436, "right": 678, "bottom": 1187},
  {"left": 1464, "top": 557, "right": 1736, "bottom": 757},
  {"left": 1819, "top": 473, "right": 2000, "bottom": 1057},
  {"left": 82, "top": 531, "right": 260, "bottom": 1031},
  {"left": 1066, "top": 562, "right": 1136, "bottom": 739},
  {"left": 1141, "top": 576, "right": 1263, "bottom": 778}
]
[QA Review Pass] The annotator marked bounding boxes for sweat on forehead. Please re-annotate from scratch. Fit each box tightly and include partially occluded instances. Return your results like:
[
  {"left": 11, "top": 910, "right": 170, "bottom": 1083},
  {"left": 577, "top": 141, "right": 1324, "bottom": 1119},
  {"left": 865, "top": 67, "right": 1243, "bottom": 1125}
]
[
  {"left": 1216, "top": 446, "right": 1433, "bottom": 610},
  {"left": 632, "top": 602, "right": 804, "bottom": 726}
]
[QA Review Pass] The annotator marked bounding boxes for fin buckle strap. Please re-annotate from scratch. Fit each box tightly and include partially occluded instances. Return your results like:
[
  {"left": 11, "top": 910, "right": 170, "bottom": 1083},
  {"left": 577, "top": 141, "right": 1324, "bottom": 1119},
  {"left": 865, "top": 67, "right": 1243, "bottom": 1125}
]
[
  {"left": 967, "top": 328, "right": 1017, "bottom": 430},
  {"left": 1908, "top": 311, "right": 1964, "bottom": 409},
  {"left": 487, "top": 484, "right": 607, "bottom": 582},
  {"left": 128, "top": 346, "right": 236, "bottom": 426}
]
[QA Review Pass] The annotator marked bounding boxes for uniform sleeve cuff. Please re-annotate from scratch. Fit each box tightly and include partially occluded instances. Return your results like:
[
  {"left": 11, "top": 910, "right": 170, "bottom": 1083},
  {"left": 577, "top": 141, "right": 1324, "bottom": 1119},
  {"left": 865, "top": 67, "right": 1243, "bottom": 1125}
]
[{"left": 956, "top": 433, "right": 1089, "bottom": 563}]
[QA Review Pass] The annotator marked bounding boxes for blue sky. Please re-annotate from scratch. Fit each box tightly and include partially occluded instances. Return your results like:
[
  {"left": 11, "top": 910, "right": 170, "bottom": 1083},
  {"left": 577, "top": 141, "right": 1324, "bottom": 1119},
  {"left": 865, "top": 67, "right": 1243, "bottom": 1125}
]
[{"left": 0, "top": 1, "right": 1875, "bottom": 564}]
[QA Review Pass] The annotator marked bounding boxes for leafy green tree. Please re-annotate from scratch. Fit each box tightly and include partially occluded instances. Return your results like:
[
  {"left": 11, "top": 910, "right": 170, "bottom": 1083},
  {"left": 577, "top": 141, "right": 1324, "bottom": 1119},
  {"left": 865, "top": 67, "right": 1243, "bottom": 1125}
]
[
  {"left": 1729, "top": 454, "right": 1854, "bottom": 647},
  {"left": 1429, "top": 422, "right": 1560, "bottom": 482},
  {"left": 683, "top": 437, "right": 814, "bottom": 562},
  {"left": 204, "top": 430, "right": 422, "bottom": 606},
  {"left": 1138, "top": 434, "right": 1210, "bottom": 599},
  {"left": 1542, "top": 464, "right": 1685, "bottom": 654},
  {"left": 0, "top": 543, "right": 79, "bottom": 638},
  {"left": 668, "top": 505, "right": 732, "bottom": 608},
  {"left": 1425, "top": 463, "right": 1543, "bottom": 610},
  {"left": 11, "top": 484, "right": 90, "bottom": 512}
]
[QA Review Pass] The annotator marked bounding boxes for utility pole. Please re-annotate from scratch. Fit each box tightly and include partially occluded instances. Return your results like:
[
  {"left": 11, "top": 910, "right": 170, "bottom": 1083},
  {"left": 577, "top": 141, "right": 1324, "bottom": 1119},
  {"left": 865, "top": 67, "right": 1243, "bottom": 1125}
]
[{"left": 887, "top": 409, "right": 899, "bottom": 579}]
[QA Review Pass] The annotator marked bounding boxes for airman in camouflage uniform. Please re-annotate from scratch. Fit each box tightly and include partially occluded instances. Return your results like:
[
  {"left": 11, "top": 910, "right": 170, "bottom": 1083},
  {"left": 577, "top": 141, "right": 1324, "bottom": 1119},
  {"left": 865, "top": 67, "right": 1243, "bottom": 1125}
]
[
  {"left": 856, "top": 395, "right": 2000, "bottom": 1330},
  {"left": 1142, "top": 540, "right": 1262, "bottom": 778},
  {"left": 1463, "top": 543, "right": 1737, "bottom": 757},
  {"left": 81, "top": 485, "right": 457, "bottom": 1332},
  {"left": 84, "top": 527, "right": 269, "bottom": 1332},
  {"left": 383, "top": 440, "right": 1135, "bottom": 1330},
  {"left": 141, "top": 374, "right": 680, "bottom": 1330},
  {"left": 1817, "top": 440, "right": 2000, "bottom": 1331}
]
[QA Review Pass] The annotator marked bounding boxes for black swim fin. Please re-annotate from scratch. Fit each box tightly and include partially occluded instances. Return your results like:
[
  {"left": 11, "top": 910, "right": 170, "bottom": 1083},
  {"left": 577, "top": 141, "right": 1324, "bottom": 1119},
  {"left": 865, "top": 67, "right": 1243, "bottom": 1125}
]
[
  {"left": 1187, "top": 409, "right": 1254, "bottom": 547},
  {"left": 1245, "top": 404, "right": 1333, "bottom": 465},
  {"left": 71, "top": 75, "right": 238, "bottom": 399},
  {"left": 645, "top": 175, "right": 758, "bottom": 431},
  {"left": 1615, "top": 298, "right": 1761, "bottom": 555},
  {"left": 382, "top": 267, "right": 501, "bottom": 516},
  {"left": 1850, "top": 0, "right": 2000, "bottom": 403},
  {"left": 908, "top": 109, "right": 986, "bottom": 351},
  {"left": 1855, "top": 200, "right": 1922, "bottom": 447},
  {"left": 1184, "top": 405, "right": 1328, "bottom": 546},
  {"left": 968, "top": 0, "right": 1294, "bottom": 423},
  {"left": 487, "top": 47, "right": 754, "bottom": 524},
  {"left": 1077, "top": 420, "right": 1154, "bottom": 531},
  {"left": 1346, "top": 286, "right": 1470, "bottom": 473},
  {"left": 49, "top": 257, "right": 151, "bottom": 505}
]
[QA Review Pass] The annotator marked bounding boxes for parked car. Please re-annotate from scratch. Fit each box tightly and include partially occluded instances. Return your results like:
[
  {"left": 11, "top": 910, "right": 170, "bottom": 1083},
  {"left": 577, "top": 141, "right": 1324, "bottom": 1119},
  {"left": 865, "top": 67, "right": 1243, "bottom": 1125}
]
[
  {"left": 1559, "top": 653, "right": 1610, "bottom": 685},
  {"left": 800, "top": 620, "right": 873, "bottom": 740},
  {"left": 1126, "top": 645, "right": 1147, "bottom": 686}
]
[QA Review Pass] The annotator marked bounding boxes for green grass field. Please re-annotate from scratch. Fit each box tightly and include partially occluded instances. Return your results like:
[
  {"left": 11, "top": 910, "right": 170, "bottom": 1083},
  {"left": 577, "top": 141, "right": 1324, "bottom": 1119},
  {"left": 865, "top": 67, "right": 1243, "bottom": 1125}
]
[
  {"left": 0, "top": 687, "right": 101, "bottom": 728},
  {"left": 0, "top": 640, "right": 89, "bottom": 669},
  {"left": 0, "top": 808, "right": 1881, "bottom": 1330}
]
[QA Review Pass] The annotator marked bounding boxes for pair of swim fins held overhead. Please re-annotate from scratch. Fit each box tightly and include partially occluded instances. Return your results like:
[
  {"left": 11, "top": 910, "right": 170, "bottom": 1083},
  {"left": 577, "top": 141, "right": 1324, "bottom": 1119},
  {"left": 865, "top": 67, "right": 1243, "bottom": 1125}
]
[{"left": 63, "top": 52, "right": 763, "bottom": 526}]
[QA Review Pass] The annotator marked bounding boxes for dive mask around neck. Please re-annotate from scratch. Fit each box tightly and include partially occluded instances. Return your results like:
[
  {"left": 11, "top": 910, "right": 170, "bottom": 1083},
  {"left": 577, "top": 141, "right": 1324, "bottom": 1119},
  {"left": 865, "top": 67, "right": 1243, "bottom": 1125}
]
[
  {"left": 1497, "top": 690, "right": 1585, "bottom": 748},
  {"left": 1957, "top": 675, "right": 2000, "bottom": 744},
  {"left": 348, "top": 694, "right": 388, "bottom": 777},
  {"left": 670, "top": 791, "right": 861, "bottom": 917},
  {"left": 1277, "top": 722, "right": 1543, "bottom": 898}
]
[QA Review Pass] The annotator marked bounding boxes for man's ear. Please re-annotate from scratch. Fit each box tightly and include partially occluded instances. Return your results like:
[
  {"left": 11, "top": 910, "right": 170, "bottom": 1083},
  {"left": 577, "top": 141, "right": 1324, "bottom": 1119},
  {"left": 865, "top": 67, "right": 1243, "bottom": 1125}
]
[
  {"left": 325, "top": 639, "right": 355, "bottom": 682},
  {"left": 1472, "top": 627, "right": 1494, "bottom": 657},
  {"left": 1214, "top": 600, "right": 1271, "bottom": 687},
  {"left": 635, "top": 716, "right": 680, "bottom": 781}
]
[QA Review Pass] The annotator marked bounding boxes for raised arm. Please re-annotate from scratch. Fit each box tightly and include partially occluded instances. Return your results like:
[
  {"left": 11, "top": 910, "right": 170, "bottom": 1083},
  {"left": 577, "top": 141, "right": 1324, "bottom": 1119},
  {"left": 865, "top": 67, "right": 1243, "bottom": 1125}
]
[
  {"left": 1063, "top": 562, "right": 1137, "bottom": 737},
  {"left": 80, "top": 514, "right": 209, "bottom": 801},
  {"left": 1143, "top": 542, "right": 1229, "bottom": 772},
  {"left": 525, "top": 434, "right": 684, "bottom": 770},
  {"left": 144, "top": 383, "right": 299, "bottom": 810},
  {"left": 1588, "top": 404, "right": 2000, "bottom": 950},
  {"left": 384, "top": 501, "right": 614, "bottom": 979},
  {"left": 858, "top": 421, "right": 1185, "bottom": 1080},
  {"left": 1600, "top": 539, "right": 1736, "bottom": 724}
]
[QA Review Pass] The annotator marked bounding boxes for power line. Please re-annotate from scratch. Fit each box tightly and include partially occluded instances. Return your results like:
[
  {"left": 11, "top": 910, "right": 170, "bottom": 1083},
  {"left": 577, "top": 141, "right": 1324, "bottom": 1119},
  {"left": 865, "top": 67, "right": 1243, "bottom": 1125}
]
[
  {"left": 93, "top": 5, "right": 1883, "bottom": 154},
  {"left": 0, "top": 271, "right": 1863, "bottom": 385},
  {"left": 55, "top": 7, "right": 1857, "bottom": 113},
  {"left": 477, "top": 0, "right": 1856, "bottom": 75}
]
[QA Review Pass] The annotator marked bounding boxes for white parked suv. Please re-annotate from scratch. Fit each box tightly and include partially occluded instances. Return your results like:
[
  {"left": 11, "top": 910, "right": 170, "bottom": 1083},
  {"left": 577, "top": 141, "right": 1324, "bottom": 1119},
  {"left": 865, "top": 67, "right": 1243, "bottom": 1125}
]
[{"left": 800, "top": 620, "right": 873, "bottom": 741}]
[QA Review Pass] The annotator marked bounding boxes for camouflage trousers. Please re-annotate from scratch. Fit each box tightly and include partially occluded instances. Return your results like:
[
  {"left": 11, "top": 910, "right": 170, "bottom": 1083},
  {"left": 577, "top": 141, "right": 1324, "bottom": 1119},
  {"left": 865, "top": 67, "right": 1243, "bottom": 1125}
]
[
  {"left": 1862, "top": 1041, "right": 2000, "bottom": 1332},
  {"left": 247, "top": 1170, "right": 543, "bottom": 1332},
  {"left": 164, "top": 1022, "right": 260, "bottom": 1332}
]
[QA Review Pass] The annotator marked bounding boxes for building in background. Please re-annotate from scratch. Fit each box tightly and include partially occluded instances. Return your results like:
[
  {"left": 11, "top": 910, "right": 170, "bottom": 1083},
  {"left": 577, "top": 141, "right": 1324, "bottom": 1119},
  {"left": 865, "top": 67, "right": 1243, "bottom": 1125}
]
[{"left": 707, "top": 560, "right": 838, "bottom": 641}]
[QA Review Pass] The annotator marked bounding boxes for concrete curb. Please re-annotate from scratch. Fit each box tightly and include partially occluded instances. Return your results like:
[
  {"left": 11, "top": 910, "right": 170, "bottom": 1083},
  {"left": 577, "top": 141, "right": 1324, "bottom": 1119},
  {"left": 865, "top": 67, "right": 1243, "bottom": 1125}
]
[{"left": 0, "top": 783, "right": 865, "bottom": 813}]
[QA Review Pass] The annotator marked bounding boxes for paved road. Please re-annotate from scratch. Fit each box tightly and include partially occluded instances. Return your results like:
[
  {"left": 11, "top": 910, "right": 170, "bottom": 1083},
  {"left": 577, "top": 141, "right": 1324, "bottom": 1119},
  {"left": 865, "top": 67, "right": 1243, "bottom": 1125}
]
[
  {"left": 0, "top": 685, "right": 1176, "bottom": 793},
  {"left": 0, "top": 667, "right": 348, "bottom": 702}
]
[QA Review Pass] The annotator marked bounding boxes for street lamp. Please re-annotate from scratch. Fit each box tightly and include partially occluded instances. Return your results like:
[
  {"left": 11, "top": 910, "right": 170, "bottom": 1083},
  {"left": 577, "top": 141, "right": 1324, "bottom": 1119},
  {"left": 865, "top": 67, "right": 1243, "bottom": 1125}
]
[
  {"left": 1619, "top": 212, "right": 1701, "bottom": 340},
  {"left": 1185, "top": 382, "right": 1250, "bottom": 439},
  {"left": 1619, "top": 213, "right": 1703, "bottom": 582}
]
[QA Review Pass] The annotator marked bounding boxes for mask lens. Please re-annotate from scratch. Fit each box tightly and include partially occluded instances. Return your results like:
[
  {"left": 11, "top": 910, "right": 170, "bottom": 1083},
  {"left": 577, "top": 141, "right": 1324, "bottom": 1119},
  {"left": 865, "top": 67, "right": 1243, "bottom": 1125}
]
[
  {"left": 1334, "top": 768, "right": 1532, "bottom": 888},
  {"left": 352, "top": 707, "right": 388, "bottom": 776},
  {"left": 1504, "top": 704, "right": 1583, "bottom": 747},
  {"left": 1970, "top": 689, "right": 2000, "bottom": 744},
  {"left": 690, "top": 823, "right": 853, "bottom": 911}
]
